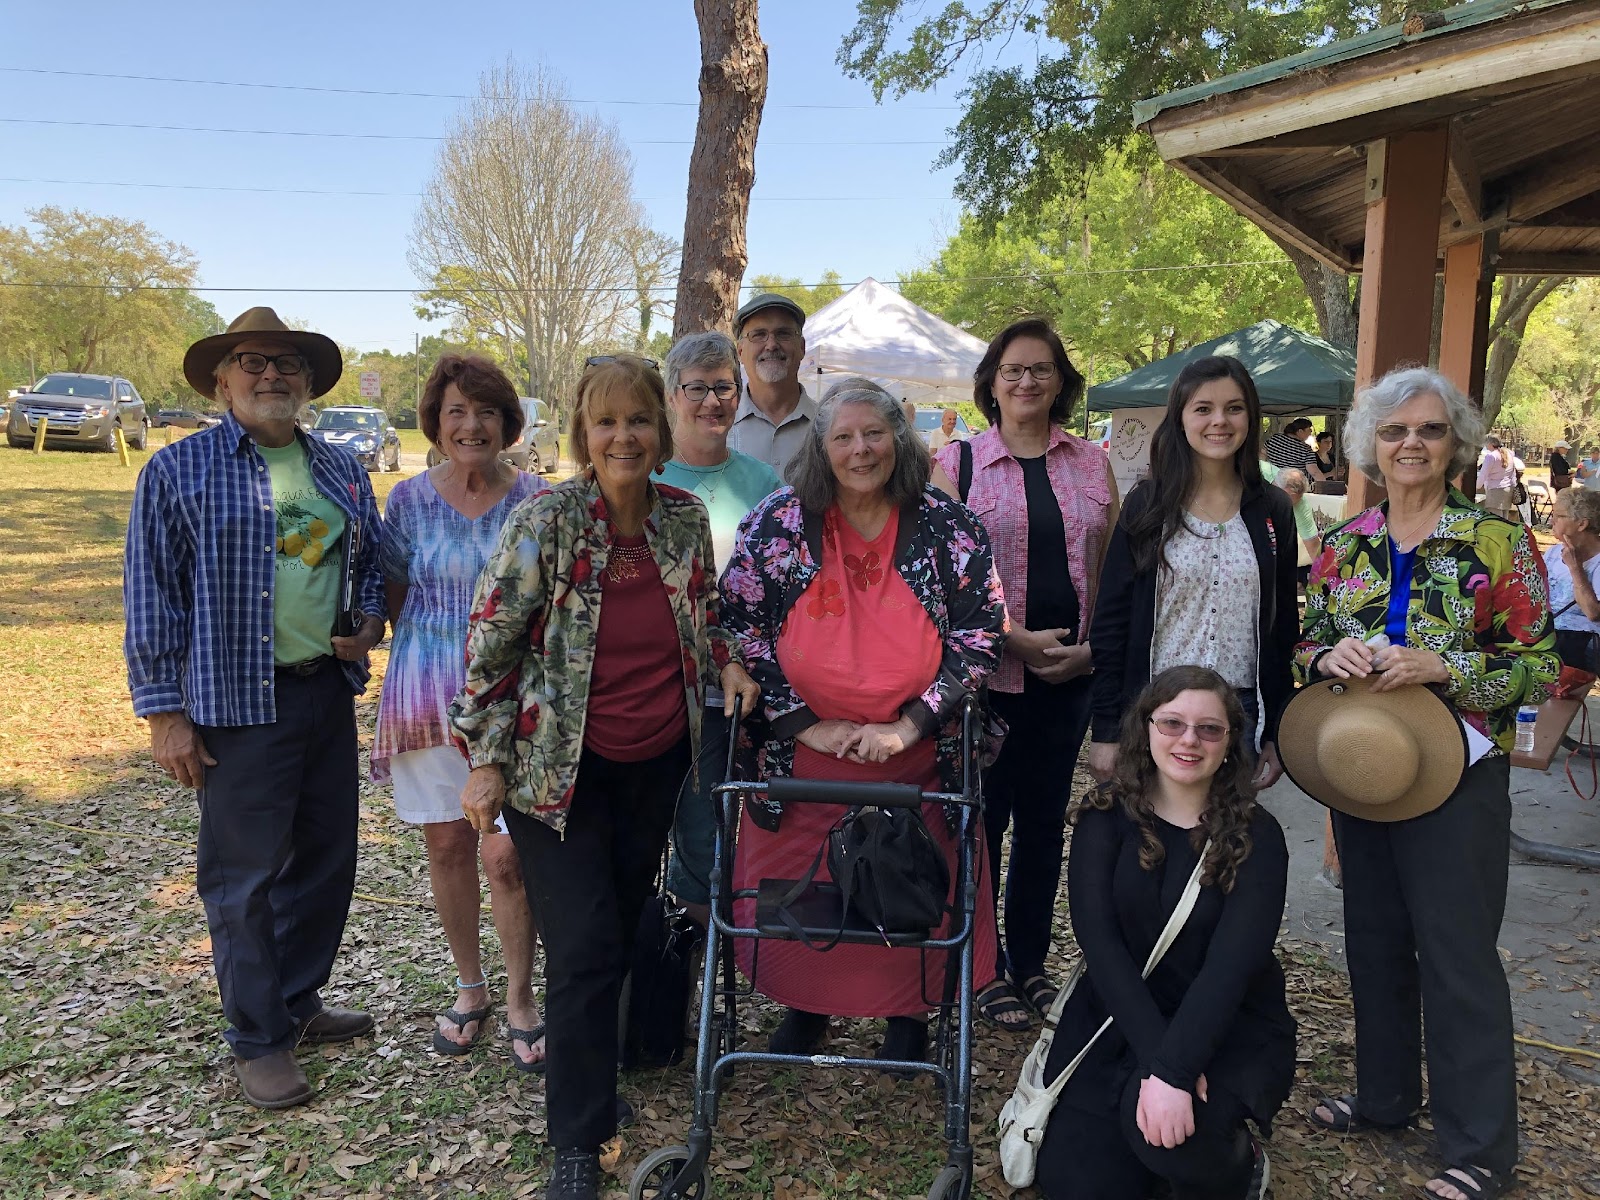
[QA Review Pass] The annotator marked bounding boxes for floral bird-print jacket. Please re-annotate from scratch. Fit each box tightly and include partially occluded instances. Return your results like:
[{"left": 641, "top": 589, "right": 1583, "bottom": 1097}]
[
  {"left": 1294, "top": 488, "right": 1557, "bottom": 754},
  {"left": 447, "top": 474, "right": 735, "bottom": 832},
  {"left": 720, "top": 485, "right": 1007, "bottom": 819}
]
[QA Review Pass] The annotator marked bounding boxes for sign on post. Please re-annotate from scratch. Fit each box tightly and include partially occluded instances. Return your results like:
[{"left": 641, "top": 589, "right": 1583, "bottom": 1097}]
[{"left": 358, "top": 371, "right": 382, "bottom": 400}]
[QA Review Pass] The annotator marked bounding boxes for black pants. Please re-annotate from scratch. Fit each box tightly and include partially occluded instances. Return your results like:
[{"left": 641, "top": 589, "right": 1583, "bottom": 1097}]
[
  {"left": 1333, "top": 755, "right": 1517, "bottom": 1173},
  {"left": 1035, "top": 1076, "right": 1254, "bottom": 1200},
  {"left": 985, "top": 677, "right": 1093, "bottom": 981},
  {"left": 504, "top": 738, "right": 690, "bottom": 1151},
  {"left": 195, "top": 663, "right": 359, "bottom": 1059}
]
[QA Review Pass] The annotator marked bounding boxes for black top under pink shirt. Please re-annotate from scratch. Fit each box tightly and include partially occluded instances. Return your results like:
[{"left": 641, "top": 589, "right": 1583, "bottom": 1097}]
[{"left": 584, "top": 533, "right": 688, "bottom": 761}]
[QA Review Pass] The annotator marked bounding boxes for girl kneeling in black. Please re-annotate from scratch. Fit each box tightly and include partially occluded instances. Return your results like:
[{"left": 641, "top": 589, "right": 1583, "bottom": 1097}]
[{"left": 1035, "top": 666, "right": 1294, "bottom": 1200}]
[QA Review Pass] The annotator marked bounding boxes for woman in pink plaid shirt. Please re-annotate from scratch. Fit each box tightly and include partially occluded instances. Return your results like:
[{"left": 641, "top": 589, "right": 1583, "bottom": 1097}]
[{"left": 934, "top": 316, "right": 1120, "bottom": 1031}]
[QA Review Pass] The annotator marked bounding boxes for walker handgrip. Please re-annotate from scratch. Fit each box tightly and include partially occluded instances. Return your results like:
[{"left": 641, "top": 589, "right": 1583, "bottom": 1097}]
[{"left": 765, "top": 777, "right": 926, "bottom": 809}]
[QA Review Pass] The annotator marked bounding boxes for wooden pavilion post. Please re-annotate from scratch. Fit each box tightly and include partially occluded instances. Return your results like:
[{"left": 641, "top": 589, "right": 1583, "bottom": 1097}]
[{"left": 1438, "top": 233, "right": 1497, "bottom": 405}]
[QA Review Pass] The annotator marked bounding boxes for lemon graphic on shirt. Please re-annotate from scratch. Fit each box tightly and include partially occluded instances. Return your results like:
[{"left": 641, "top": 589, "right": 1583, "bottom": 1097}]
[
  {"left": 308, "top": 518, "right": 329, "bottom": 539},
  {"left": 301, "top": 539, "right": 325, "bottom": 567},
  {"left": 275, "top": 536, "right": 284, "bottom": 553},
  {"left": 282, "top": 532, "right": 306, "bottom": 558}
]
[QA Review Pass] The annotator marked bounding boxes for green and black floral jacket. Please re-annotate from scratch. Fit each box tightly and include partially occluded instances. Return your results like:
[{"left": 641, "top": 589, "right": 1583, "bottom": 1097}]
[
  {"left": 448, "top": 474, "right": 735, "bottom": 831},
  {"left": 1294, "top": 488, "right": 1558, "bottom": 754}
]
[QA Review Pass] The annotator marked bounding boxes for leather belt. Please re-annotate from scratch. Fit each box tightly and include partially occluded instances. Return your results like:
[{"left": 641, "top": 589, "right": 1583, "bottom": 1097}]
[{"left": 276, "top": 655, "right": 332, "bottom": 677}]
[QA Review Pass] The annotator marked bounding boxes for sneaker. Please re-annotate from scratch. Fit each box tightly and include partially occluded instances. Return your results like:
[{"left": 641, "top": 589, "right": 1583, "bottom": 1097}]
[
  {"left": 234, "top": 1049, "right": 313, "bottom": 1110},
  {"left": 1247, "top": 1138, "right": 1271, "bottom": 1200},
  {"left": 547, "top": 1148, "right": 601, "bottom": 1200}
]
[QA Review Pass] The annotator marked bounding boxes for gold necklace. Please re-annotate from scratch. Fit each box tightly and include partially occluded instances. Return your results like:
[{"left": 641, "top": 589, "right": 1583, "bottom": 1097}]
[
  {"left": 606, "top": 540, "right": 653, "bottom": 582},
  {"left": 1388, "top": 502, "right": 1443, "bottom": 550}
]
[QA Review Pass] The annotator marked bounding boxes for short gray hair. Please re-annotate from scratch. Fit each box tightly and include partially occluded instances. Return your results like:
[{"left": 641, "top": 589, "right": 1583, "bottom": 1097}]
[
  {"left": 1276, "top": 467, "right": 1308, "bottom": 499},
  {"left": 785, "top": 376, "right": 930, "bottom": 511},
  {"left": 1344, "top": 366, "right": 1482, "bottom": 485},
  {"left": 663, "top": 331, "right": 742, "bottom": 397},
  {"left": 1560, "top": 486, "right": 1600, "bottom": 530}
]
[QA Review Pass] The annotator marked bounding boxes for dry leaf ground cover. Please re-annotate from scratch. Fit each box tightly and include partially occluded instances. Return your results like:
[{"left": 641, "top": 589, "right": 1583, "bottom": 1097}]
[{"left": 2, "top": 448, "right": 1597, "bottom": 1199}]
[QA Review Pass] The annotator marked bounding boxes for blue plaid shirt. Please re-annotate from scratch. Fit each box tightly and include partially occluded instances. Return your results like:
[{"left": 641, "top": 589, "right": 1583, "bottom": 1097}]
[{"left": 124, "top": 410, "right": 386, "bottom": 726}]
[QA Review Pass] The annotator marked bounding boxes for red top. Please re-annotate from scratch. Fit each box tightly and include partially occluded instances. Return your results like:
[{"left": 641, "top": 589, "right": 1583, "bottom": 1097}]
[{"left": 584, "top": 532, "right": 688, "bottom": 761}]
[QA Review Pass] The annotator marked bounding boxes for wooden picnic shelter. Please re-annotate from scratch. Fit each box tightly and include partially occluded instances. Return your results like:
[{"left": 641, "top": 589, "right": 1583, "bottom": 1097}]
[{"left": 1134, "top": 0, "right": 1600, "bottom": 514}]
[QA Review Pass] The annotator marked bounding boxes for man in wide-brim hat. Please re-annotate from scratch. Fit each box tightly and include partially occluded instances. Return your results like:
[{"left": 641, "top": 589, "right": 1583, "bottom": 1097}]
[{"left": 125, "top": 307, "right": 386, "bottom": 1109}]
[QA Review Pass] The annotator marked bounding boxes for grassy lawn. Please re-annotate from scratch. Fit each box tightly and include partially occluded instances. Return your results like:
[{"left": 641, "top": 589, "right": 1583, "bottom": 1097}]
[{"left": 1, "top": 443, "right": 1596, "bottom": 1199}]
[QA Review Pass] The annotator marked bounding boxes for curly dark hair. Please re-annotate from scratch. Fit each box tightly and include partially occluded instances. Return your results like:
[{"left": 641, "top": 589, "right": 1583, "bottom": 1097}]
[
  {"left": 419, "top": 353, "right": 524, "bottom": 449},
  {"left": 1068, "top": 665, "right": 1258, "bottom": 894}
]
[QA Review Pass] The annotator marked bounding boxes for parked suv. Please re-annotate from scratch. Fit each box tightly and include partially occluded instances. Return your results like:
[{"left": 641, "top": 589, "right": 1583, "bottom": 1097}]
[
  {"left": 7, "top": 373, "right": 149, "bottom": 451},
  {"left": 307, "top": 406, "right": 402, "bottom": 472}
]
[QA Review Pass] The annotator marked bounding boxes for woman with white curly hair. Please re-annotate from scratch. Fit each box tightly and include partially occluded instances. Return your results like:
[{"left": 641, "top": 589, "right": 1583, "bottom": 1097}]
[{"left": 1294, "top": 365, "right": 1558, "bottom": 1200}]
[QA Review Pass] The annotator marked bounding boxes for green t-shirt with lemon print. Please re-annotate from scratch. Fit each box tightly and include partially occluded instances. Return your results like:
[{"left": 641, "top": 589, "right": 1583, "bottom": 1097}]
[{"left": 259, "top": 440, "right": 345, "bottom": 665}]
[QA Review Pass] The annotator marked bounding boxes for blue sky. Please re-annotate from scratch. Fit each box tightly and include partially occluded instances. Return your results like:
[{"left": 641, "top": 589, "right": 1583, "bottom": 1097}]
[{"left": 1, "top": 1, "right": 997, "bottom": 353}]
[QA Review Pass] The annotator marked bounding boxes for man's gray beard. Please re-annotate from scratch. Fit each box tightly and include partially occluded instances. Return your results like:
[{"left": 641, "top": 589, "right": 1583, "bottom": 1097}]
[{"left": 753, "top": 357, "right": 788, "bottom": 386}]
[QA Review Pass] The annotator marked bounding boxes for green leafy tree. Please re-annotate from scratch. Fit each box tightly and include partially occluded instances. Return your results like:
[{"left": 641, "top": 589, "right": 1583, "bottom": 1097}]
[
  {"left": 1497, "top": 280, "right": 1600, "bottom": 448},
  {"left": 746, "top": 269, "right": 846, "bottom": 316},
  {"left": 902, "top": 151, "right": 1314, "bottom": 382},
  {"left": 839, "top": 0, "right": 1453, "bottom": 349}
]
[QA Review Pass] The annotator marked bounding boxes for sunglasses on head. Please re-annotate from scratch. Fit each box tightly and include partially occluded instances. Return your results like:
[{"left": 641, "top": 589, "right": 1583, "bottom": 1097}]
[{"left": 585, "top": 354, "right": 659, "bottom": 371}]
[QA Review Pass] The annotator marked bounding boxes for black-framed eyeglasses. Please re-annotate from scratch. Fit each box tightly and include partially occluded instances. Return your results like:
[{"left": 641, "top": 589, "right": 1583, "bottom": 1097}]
[
  {"left": 585, "top": 354, "right": 659, "bottom": 370},
  {"left": 1149, "top": 716, "right": 1230, "bottom": 743},
  {"left": 997, "top": 362, "right": 1058, "bottom": 383},
  {"left": 678, "top": 381, "right": 738, "bottom": 402},
  {"left": 1375, "top": 421, "right": 1451, "bottom": 443},
  {"left": 740, "top": 328, "right": 800, "bottom": 345},
  {"left": 229, "top": 352, "right": 308, "bottom": 376}
]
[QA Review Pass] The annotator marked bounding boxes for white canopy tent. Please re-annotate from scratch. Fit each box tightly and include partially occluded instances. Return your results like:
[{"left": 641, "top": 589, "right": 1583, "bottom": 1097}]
[{"left": 799, "top": 277, "right": 987, "bottom": 409}]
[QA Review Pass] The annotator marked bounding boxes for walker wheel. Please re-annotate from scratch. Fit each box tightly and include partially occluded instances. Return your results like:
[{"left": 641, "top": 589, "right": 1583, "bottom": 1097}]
[
  {"left": 926, "top": 1163, "right": 969, "bottom": 1200},
  {"left": 630, "top": 1146, "right": 710, "bottom": 1200}
]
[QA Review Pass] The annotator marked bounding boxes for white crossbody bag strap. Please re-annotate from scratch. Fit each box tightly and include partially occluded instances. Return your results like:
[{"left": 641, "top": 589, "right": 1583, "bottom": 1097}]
[{"left": 1032, "top": 840, "right": 1211, "bottom": 1105}]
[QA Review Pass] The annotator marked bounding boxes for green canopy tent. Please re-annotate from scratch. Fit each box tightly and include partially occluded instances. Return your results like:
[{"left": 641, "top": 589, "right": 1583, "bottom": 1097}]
[{"left": 1087, "top": 319, "right": 1356, "bottom": 414}]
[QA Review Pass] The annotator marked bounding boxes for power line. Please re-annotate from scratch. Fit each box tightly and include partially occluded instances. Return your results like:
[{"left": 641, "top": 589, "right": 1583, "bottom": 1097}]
[
  {"left": 0, "top": 66, "right": 961, "bottom": 112},
  {"left": 0, "top": 176, "right": 953, "bottom": 202},
  {"left": 0, "top": 263, "right": 1299, "bottom": 297}
]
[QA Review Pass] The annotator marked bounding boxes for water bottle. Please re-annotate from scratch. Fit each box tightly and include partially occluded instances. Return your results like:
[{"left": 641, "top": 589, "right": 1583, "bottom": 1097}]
[{"left": 1515, "top": 705, "right": 1539, "bottom": 754}]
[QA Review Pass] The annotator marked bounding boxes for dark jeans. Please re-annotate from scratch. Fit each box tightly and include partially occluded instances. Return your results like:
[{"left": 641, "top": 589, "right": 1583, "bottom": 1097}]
[
  {"left": 195, "top": 662, "right": 359, "bottom": 1059},
  {"left": 504, "top": 738, "right": 690, "bottom": 1151},
  {"left": 1333, "top": 755, "right": 1517, "bottom": 1173},
  {"left": 985, "top": 676, "right": 1093, "bottom": 982},
  {"left": 1036, "top": 1077, "right": 1255, "bottom": 1200}
]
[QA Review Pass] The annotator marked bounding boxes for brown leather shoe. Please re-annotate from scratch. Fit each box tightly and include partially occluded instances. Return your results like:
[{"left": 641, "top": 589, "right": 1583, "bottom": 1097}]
[
  {"left": 298, "top": 1006, "right": 374, "bottom": 1045},
  {"left": 234, "top": 1049, "right": 313, "bottom": 1109}
]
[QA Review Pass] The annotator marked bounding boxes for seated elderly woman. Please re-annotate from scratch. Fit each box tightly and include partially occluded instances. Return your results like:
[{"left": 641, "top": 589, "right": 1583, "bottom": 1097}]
[
  {"left": 1543, "top": 485, "right": 1600, "bottom": 680},
  {"left": 1272, "top": 467, "right": 1321, "bottom": 586},
  {"left": 1295, "top": 366, "right": 1557, "bottom": 1200},
  {"left": 719, "top": 376, "right": 1006, "bottom": 1064},
  {"left": 447, "top": 355, "right": 759, "bottom": 1200}
]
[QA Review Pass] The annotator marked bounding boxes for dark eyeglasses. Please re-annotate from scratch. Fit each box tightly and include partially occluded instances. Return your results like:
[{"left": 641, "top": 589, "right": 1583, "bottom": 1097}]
[
  {"left": 997, "top": 362, "right": 1058, "bottom": 383},
  {"left": 740, "top": 328, "right": 800, "bottom": 345},
  {"left": 1149, "top": 716, "right": 1230, "bottom": 743},
  {"left": 229, "top": 352, "right": 308, "bottom": 376},
  {"left": 1376, "top": 421, "right": 1451, "bottom": 443},
  {"left": 679, "top": 381, "right": 738, "bottom": 402},
  {"left": 585, "top": 354, "right": 659, "bottom": 370}
]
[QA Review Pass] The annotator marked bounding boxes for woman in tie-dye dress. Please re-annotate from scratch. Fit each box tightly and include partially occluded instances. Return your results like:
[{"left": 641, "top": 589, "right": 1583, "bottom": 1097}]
[{"left": 373, "top": 354, "right": 548, "bottom": 1071}]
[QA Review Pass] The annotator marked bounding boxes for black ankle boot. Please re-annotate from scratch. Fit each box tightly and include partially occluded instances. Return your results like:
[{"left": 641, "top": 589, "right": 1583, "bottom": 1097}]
[
  {"left": 877, "top": 1016, "right": 928, "bottom": 1066},
  {"left": 548, "top": 1148, "right": 600, "bottom": 1200},
  {"left": 768, "top": 1007, "right": 829, "bottom": 1054}
]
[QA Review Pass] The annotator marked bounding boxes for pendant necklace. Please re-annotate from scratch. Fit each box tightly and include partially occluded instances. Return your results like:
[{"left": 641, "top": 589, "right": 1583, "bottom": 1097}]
[
  {"left": 606, "top": 536, "right": 653, "bottom": 582},
  {"left": 694, "top": 459, "right": 733, "bottom": 502}
]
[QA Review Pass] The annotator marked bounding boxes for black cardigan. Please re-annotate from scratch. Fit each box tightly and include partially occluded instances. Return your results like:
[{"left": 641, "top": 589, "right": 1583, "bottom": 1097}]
[{"left": 1088, "top": 479, "right": 1298, "bottom": 745}]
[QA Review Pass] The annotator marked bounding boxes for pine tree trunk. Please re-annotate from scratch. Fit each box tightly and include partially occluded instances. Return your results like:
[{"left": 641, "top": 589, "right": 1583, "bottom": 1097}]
[{"left": 675, "top": 0, "right": 768, "bottom": 338}]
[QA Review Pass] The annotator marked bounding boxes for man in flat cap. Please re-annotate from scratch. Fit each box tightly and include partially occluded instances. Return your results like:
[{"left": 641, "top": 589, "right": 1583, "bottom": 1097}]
[
  {"left": 727, "top": 292, "right": 816, "bottom": 475},
  {"left": 124, "top": 308, "right": 387, "bottom": 1109}
]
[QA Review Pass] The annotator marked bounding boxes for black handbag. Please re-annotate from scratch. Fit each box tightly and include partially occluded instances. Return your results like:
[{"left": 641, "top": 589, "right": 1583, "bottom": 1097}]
[
  {"left": 621, "top": 885, "right": 701, "bottom": 1070},
  {"left": 827, "top": 805, "right": 951, "bottom": 941}
]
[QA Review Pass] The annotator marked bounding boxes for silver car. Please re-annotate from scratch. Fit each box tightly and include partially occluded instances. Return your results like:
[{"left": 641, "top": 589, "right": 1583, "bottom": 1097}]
[
  {"left": 7, "top": 373, "right": 149, "bottom": 452},
  {"left": 502, "top": 397, "right": 561, "bottom": 474}
]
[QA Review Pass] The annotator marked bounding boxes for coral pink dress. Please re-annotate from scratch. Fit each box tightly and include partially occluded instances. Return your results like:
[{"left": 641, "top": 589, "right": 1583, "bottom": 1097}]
[{"left": 733, "top": 506, "right": 998, "bottom": 1017}]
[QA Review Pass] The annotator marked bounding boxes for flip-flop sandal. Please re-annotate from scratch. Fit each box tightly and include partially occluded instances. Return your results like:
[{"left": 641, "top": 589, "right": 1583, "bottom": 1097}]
[
  {"left": 1421, "top": 1164, "right": 1513, "bottom": 1199},
  {"left": 975, "top": 979, "right": 1034, "bottom": 1031},
  {"left": 1015, "top": 973, "right": 1059, "bottom": 1016},
  {"left": 431, "top": 1004, "right": 492, "bottom": 1056},
  {"left": 1308, "top": 1092, "right": 1418, "bottom": 1134},
  {"left": 507, "top": 1023, "right": 547, "bottom": 1074}
]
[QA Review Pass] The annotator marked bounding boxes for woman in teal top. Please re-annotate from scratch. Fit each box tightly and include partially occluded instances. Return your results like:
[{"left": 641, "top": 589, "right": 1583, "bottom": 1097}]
[{"left": 656, "top": 331, "right": 783, "bottom": 919}]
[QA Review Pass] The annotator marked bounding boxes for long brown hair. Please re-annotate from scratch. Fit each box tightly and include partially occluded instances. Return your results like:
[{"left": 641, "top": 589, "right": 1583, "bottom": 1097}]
[{"left": 1068, "top": 665, "right": 1257, "bottom": 893}]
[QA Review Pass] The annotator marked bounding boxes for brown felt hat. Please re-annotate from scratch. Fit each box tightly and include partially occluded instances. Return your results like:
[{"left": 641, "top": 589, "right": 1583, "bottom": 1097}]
[
  {"left": 183, "top": 307, "right": 343, "bottom": 401},
  {"left": 1277, "top": 676, "right": 1466, "bottom": 822}
]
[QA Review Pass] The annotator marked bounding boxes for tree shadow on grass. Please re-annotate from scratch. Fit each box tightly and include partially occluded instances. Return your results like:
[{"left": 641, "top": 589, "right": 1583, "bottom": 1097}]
[{"left": 0, "top": 487, "right": 129, "bottom": 624}]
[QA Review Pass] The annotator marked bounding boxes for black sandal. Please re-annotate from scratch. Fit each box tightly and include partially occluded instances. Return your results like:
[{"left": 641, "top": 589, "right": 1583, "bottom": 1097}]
[
  {"left": 431, "top": 1004, "right": 492, "bottom": 1056},
  {"left": 1015, "top": 973, "right": 1059, "bottom": 1016},
  {"left": 1308, "top": 1092, "right": 1417, "bottom": 1134},
  {"left": 975, "top": 979, "right": 1034, "bottom": 1031},
  {"left": 1422, "top": 1164, "right": 1513, "bottom": 1199},
  {"left": 507, "top": 1023, "right": 546, "bottom": 1074}
]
